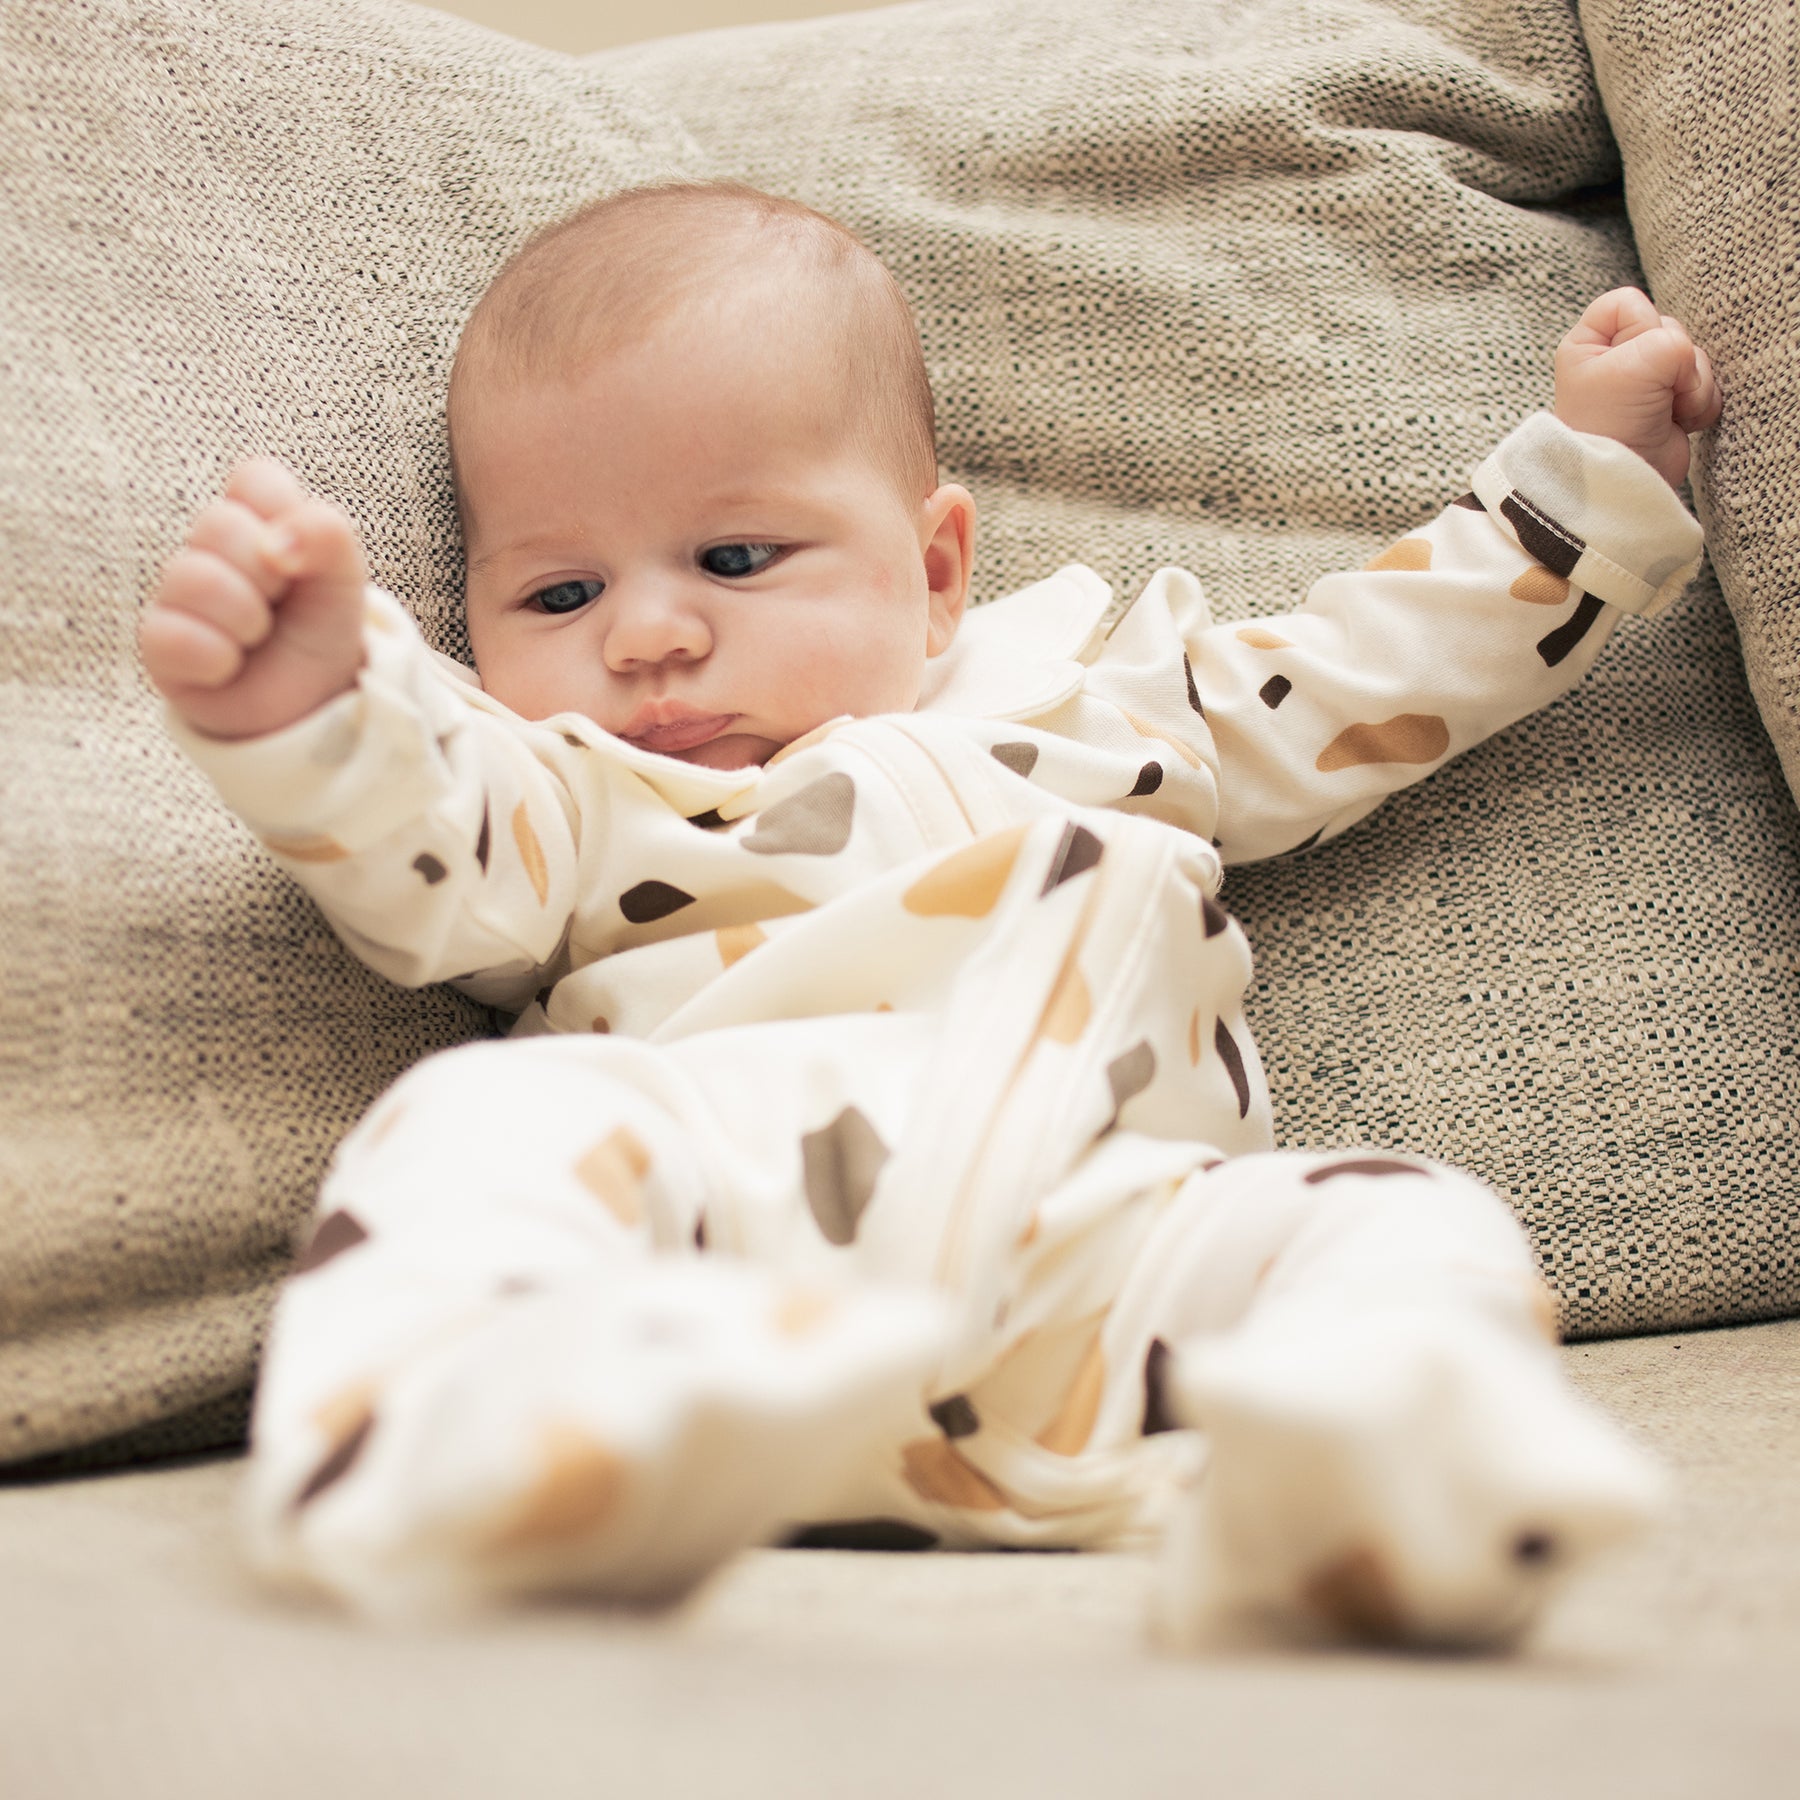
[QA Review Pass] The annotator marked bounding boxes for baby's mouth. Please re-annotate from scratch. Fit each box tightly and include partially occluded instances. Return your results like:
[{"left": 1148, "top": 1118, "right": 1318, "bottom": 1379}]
[{"left": 617, "top": 704, "right": 739, "bottom": 755}]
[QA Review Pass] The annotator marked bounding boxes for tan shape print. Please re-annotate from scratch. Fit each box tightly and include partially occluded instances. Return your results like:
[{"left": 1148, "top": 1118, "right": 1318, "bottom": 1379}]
[
  {"left": 1035, "top": 1334, "right": 1107, "bottom": 1456},
  {"left": 765, "top": 718, "right": 844, "bottom": 767},
  {"left": 1364, "top": 537, "right": 1432, "bottom": 573},
  {"left": 1236, "top": 627, "right": 1295, "bottom": 650},
  {"left": 900, "top": 1437, "right": 1009, "bottom": 1511},
  {"left": 511, "top": 802, "right": 550, "bottom": 905},
  {"left": 574, "top": 1126, "right": 652, "bottom": 1229},
  {"left": 1188, "top": 1006, "right": 1201, "bottom": 1066},
  {"left": 1316, "top": 714, "right": 1449, "bottom": 773},
  {"left": 1121, "top": 710, "right": 1202, "bottom": 769},
  {"left": 773, "top": 1287, "right": 840, "bottom": 1338},
  {"left": 716, "top": 922, "right": 767, "bottom": 969},
  {"left": 1040, "top": 956, "right": 1091, "bottom": 1045},
  {"left": 1509, "top": 565, "right": 1571, "bottom": 606},
  {"left": 260, "top": 832, "right": 350, "bottom": 863},
  {"left": 478, "top": 1421, "right": 627, "bottom": 1553},
  {"left": 901, "top": 825, "right": 1028, "bottom": 918}
]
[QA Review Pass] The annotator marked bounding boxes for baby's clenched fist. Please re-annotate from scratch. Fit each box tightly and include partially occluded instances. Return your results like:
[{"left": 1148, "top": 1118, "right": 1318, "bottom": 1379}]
[
  {"left": 139, "top": 458, "right": 369, "bottom": 741},
  {"left": 1553, "top": 287, "right": 1721, "bottom": 490}
]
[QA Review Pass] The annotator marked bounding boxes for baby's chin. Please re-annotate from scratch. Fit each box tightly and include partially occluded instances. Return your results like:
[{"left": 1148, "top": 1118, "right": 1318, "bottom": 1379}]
[{"left": 671, "top": 732, "right": 782, "bottom": 770}]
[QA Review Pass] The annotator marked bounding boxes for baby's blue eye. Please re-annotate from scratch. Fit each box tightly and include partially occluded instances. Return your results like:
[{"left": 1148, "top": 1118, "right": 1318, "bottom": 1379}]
[
  {"left": 700, "top": 543, "right": 781, "bottom": 578},
  {"left": 529, "top": 579, "right": 603, "bottom": 615}
]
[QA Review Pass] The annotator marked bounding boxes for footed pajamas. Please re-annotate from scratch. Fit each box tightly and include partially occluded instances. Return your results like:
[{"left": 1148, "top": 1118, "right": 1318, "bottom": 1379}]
[{"left": 175, "top": 416, "right": 1697, "bottom": 1643}]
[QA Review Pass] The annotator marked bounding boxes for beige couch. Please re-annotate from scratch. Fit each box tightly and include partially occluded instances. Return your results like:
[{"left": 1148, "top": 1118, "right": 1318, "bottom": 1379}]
[{"left": 3, "top": 0, "right": 1797, "bottom": 1788}]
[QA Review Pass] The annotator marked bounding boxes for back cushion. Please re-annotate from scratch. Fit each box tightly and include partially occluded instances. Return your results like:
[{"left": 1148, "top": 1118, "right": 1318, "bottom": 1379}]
[{"left": 0, "top": 0, "right": 698, "bottom": 1466}]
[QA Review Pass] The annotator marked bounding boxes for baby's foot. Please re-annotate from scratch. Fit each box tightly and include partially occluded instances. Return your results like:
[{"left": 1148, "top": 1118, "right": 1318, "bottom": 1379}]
[
  {"left": 1149, "top": 1305, "right": 1667, "bottom": 1651},
  {"left": 246, "top": 1258, "right": 946, "bottom": 1620}
]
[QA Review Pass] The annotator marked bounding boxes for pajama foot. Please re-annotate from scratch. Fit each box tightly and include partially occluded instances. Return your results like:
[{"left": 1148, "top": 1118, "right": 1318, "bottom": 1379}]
[
  {"left": 1148, "top": 1306, "right": 1667, "bottom": 1651},
  {"left": 244, "top": 1259, "right": 946, "bottom": 1620}
]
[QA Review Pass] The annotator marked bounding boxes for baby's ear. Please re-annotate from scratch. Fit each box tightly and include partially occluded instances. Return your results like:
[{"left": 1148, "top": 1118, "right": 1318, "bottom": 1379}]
[{"left": 921, "top": 483, "right": 976, "bottom": 656}]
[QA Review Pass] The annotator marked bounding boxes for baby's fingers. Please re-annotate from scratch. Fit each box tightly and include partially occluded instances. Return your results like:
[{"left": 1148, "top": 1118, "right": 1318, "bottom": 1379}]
[
  {"left": 185, "top": 495, "right": 302, "bottom": 599},
  {"left": 1673, "top": 340, "right": 1722, "bottom": 433},
  {"left": 145, "top": 545, "right": 276, "bottom": 676},
  {"left": 139, "top": 594, "right": 248, "bottom": 694},
  {"left": 223, "top": 456, "right": 312, "bottom": 526}
]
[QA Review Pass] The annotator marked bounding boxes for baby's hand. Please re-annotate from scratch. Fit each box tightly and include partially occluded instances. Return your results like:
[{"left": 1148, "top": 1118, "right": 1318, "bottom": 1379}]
[
  {"left": 139, "top": 459, "right": 369, "bottom": 740},
  {"left": 1553, "top": 287, "right": 1721, "bottom": 489}
]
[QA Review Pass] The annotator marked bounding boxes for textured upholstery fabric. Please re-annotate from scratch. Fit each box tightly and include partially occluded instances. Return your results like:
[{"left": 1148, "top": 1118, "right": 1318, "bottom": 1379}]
[
  {"left": 1580, "top": 1, "right": 1800, "bottom": 806},
  {"left": 0, "top": 0, "right": 697, "bottom": 1464},
  {"left": 602, "top": 0, "right": 1800, "bottom": 1338},
  {"left": 3, "top": 0, "right": 1796, "bottom": 1469}
]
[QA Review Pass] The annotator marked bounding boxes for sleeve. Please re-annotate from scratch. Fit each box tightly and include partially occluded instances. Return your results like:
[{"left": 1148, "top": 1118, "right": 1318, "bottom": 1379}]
[
  {"left": 166, "top": 586, "right": 593, "bottom": 1011},
  {"left": 1102, "top": 413, "right": 1705, "bottom": 864}
]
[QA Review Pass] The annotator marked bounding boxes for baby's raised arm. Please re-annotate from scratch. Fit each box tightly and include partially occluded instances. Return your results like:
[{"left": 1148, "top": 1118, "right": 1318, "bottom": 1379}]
[{"left": 139, "top": 459, "right": 368, "bottom": 741}]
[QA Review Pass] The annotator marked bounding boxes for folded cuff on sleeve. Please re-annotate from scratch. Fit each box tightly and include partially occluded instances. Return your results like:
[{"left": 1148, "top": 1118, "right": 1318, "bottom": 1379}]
[{"left": 1471, "top": 412, "right": 1705, "bottom": 618}]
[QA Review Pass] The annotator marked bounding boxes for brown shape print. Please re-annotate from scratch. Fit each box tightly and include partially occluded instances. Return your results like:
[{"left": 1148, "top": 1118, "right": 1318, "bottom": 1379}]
[
  {"left": 1302, "top": 1544, "right": 1407, "bottom": 1642},
  {"left": 293, "top": 1209, "right": 369, "bottom": 1275},
  {"left": 620, "top": 879, "right": 696, "bottom": 924},
  {"left": 742, "top": 771, "right": 857, "bottom": 856},
  {"left": 801, "top": 1105, "right": 889, "bottom": 1245},
  {"left": 1509, "top": 565, "right": 1571, "bottom": 606},
  {"left": 1141, "top": 1337, "right": 1181, "bottom": 1435},
  {"left": 1184, "top": 653, "right": 1204, "bottom": 715},
  {"left": 1201, "top": 892, "right": 1229, "bottom": 938},
  {"left": 715, "top": 922, "right": 767, "bottom": 969},
  {"left": 479, "top": 1421, "right": 627, "bottom": 1554},
  {"left": 1538, "top": 593, "right": 1605, "bottom": 668},
  {"left": 412, "top": 853, "right": 448, "bottom": 884},
  {"left": 1316, "top": 714, "right": 1449, "bottom": 773},
  {"left": 1500, "top": 492, "right": 1583, "bottom": 578},
  {"left": 475, "top": 799, "right": 492, "bottom": 872},
  {"left": 1106, "top": 1041, "right": 1156, "bottom": 1120},
  {"left": 1035, "top": 1334, "right": 1106, "bottom": 1456},
  {"left": 1041, "top": 822, "right": 1104, "bottom": 894},
  {"left": 512, "top": 803, "right": 550, "bottom": 905},
  {"left": 1302, "top": 1157, "right": 1427, "bottom": 1185},
  {"left": 1129, "top": 761, "right": 1164, "bottom": 797},
  {"left": 1214, "top": 1019, "right": 1250, "bottom": 1118},
  {"left": 991, "top": 741, "right": 1040, "bottom": 778},
  {"left": 901, "top": 826, "right": 1026, "bottom": 918},
  {"left": 929, "top": 1394, "right": 981, "bottom": 1439},
  {"left": 900, "top": 1438, "right": 1009, "bottom": 1511},
  {"left": 1259, "top": 675, "right": 1292, "bottom": 709},
  {"left": 575, "top": 1126, "right": 652, "bottom": 1229},
  {"left": 1364, "top": 537, "right": 1432, "bottom": 573}
]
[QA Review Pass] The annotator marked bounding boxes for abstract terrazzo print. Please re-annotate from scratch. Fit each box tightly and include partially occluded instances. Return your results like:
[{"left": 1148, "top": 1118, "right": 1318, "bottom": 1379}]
[{"left": 180, "top": 413, "right": 1700, "bottom": 1641}]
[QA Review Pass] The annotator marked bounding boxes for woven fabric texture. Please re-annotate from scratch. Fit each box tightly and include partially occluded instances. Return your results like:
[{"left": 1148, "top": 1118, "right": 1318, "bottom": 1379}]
[
  {"left": 4, "top": 0, "right": 1797, "bottom": 1470},
  {"left": 604, "top": 0, "right": 1800, "bottom": 1338},
  {"left": 0, "top": 0, "right": 698, "bottom": 1464},
  {"left": 1580, "top": 1, "right": 1800, "bottom": 806}
]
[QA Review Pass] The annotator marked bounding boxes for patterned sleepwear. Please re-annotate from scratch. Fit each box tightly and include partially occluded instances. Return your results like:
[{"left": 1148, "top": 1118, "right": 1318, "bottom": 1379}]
[{"left": 175, "top": 415, "right": 1701, "bottom": 1642}]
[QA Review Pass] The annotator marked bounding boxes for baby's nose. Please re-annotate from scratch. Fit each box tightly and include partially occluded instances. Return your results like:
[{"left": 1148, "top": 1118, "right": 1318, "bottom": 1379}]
[{"left": 601, "top": 580, "right": 713, "bottom": 671}]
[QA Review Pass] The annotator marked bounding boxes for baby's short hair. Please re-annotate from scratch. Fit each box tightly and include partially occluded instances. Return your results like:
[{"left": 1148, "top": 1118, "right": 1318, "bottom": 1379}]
[{"left": 449, "top": 181, "right": 939, "bottom": 504}]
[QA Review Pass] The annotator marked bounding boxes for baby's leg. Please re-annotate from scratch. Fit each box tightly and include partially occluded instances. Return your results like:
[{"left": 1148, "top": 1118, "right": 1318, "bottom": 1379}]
[
  {"left": 244, "top": 1034, "right": 943, "bottom": 1619},
  {"left": 1120, "top": 1150, "right": 1666, "bottom": 1648}
]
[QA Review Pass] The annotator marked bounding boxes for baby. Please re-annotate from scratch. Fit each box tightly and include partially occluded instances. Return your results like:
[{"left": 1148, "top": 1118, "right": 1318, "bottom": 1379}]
[{"left": 141, "top": 181, "right": 1719, "bottom": 1646}]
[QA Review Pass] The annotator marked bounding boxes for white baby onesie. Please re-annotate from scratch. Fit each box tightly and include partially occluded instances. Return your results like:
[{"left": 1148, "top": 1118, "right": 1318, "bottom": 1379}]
[{"left": 174, "top": 415, "right": 1698, "bottom": 1642}]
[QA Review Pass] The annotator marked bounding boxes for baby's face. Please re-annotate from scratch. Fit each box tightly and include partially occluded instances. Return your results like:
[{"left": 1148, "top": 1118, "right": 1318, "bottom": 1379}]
[{"left": 455, "top": 298, "right": 970, "bottom": 770}]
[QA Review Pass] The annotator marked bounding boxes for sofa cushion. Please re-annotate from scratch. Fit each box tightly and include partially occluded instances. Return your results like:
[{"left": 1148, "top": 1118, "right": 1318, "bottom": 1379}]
[
  {"left": 0, "top": 0, "right": 698, "bottom": 1465},
  {"left": 604, "top": 0, "right": 1800, "bottom": 1339}
]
